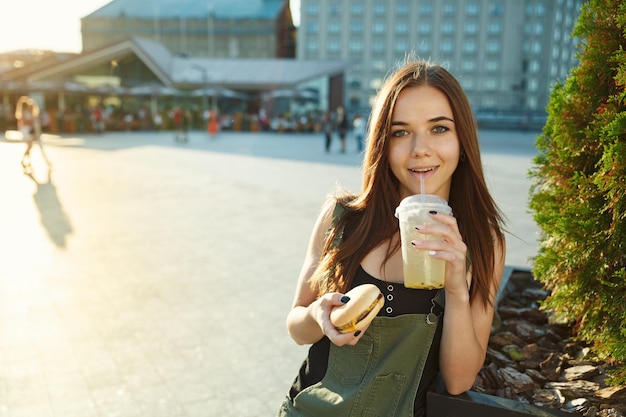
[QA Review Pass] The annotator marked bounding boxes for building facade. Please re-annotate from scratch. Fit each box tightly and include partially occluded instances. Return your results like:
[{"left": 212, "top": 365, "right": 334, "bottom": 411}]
[
  {"left": 81, "top": 0, "right": 296, "bottom": 59},
  {"left": 297, "top": 0, "right": 584, "bottom": 126}
]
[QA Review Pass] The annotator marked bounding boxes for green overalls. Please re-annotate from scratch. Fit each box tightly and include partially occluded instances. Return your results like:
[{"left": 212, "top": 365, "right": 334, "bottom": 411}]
[{"left": 278, "top": 292, "right": 443, "bottom": 417}]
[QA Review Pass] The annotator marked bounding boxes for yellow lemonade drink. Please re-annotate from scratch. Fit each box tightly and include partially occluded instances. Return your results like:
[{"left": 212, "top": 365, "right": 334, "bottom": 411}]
[{"left": 395, "top": 195, "right": 452, "bottom": 289}]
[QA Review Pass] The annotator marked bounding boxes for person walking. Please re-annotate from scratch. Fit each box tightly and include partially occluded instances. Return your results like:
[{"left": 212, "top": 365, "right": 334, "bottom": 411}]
[
  {"left": 335, "top": 105, "right": 349, "bottom": 153},
  {"left": 352, "top": 113, "right": 366, "bottom": 153},
  {"left": 16, "top": 96, "right": 49, "bottom": 172},
  {"left": 277, "top": 59, "right": 507, "bottom": 417},
  {"left": 171, "top": 106, "right": 187, "bottom": 142},
  {"left": 322, "top": 111, "right": 334, "bottom": 153}
]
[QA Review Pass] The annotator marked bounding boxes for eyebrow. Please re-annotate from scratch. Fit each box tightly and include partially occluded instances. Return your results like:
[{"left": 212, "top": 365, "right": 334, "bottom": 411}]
[{"left": 390, "top": 116, "right": 455, "bottom": 125}]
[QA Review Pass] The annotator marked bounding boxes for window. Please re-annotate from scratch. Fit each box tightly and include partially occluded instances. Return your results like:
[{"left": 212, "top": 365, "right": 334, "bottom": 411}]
[
  {"left": 373, "top": 21, "right": 386, "bottom": 34},
  {"left": 523, "top": 23, "right": 532, "bottom": 35},
  {"left": 419, "top": 2, "right": 433, "bottom": 15},
  {"left": 370, "top": 77, "right": 383, "bottom": 90},
  {"left": 487, "top": 21, "right": 501, "bottom": 34},
  {"left": 395, "top": 21, "right": 409, "bottom": 34},
  {"left": 462, "top": 59, "right": 476, "bottom": 71},
  {"left": 484, "top": 78, "right": 498, "bottom": 90},
  {"left": 460, "top": 78, "right": 474, "bottom": 91},
  {"left": 486, "top": 40, "right": 501, "bottom": 54},
  {"left": 395, "top": 39, "right": 408, "bottom": 53},
  {"left": 305, "top": 3, "right": 319, "bottom": 16},
  {"left": 418, "top": 21, "right": 432, "bottom": 34},
  {"left": 485, "top": 59, "right": 499, "bottom": 72},
  {"left": 561, "top": 49, "right": 570, "bottom": 61},
  {"left": 489, "top": 2, "right": 504, "bottom": 16},
  {"left": 351, "top": 21, "right": 363, "bottom": 34},
  {"left": 396, "top": 1, "right": 409, "bottom": 15},
  {"left": 442, "top": 3, "right": 456, "bottom": 15},
  {"left": 463, "top": 40, "right": 477, "bottom": 54},
  {"left": 534, "top": 23, "right": 544, "bottom": 36},
  {"left": 418, "top": 39, "right": 432, "bottom": 53},
  {"left": 351, "top": 2, "right": 363, "bottom": 16},
  {"left": 550, "top": 64, "right": 558, "bottom": 77},
  {"left": 440, "top": 39, "right": 453, "bottom": 53},
  {"left": 441, "top": 21, "right": 455, "bottom": 34},
  {"left": 306, "top": 21, "right": 319, "bottom": 34},
  {"left": 466, "top": 2, "right": 479, "bottom": 16},
  {"left": 329, "top": 2, "right": 341, "bottom": 16},
  {"left": 536, "top": 2, "right": 546, "bottom": 16},
  {"left": 373, "top": 39, "right": 385, "bottom": 53},
  {"left": 465, "top": 21, "right": 478, "bottom": 34},
  {"left": 525, "top": 3, "right": 533, "bottom": 16},
  {"left": 328, "top": 20, "right": 341, "bottom": 34},
  {"left": 374, "top": 2, "right": 386, "bottom": 15},
  {"left": 328, "top": 39, "right": 340, "bottom": 53},
  {"left": 306, "top": 39, "right": 318, "bottom": 53},
  {"left": 348, "top": 76, "right": 361, "bottom": 89},
  {"left": 350, "top": 39, "right": 363, "bottom": 53},
  {"left": 530, "top": 60, "right": 541, "bottom": 73},
  {"left": 372, "top": 60, "right": 386, "bottom": 71}
]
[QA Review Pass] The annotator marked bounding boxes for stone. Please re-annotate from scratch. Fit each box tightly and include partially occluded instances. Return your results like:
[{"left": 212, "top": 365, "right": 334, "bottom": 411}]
[
  {"left": 563, "top": 365, "right": 601, "bottom": 381},
  {"left": 595, "top": 385, "right": 626, "bottom": 401},
  {"left": 540, "top": 352, "right": 564, "bottom": 380},
  {"left": 489, "top": 331, "right": 524, "bottom": 348},
  {"left": 532, "top": 388, "right": 564, "bottom": 407},
  {"left": 525, "top": 368, "right": 548, "bottom": 384},
  {"left": 545, "top": 380, "right": 600, "bottom": 398},
  {"left": 499, "top": 366, "right": 536, "bottom": 393}
]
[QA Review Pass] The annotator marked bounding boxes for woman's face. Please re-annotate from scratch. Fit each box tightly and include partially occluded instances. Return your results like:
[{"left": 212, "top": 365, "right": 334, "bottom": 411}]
[{"left": 387, "top": 85, "right": 460, "bottom": 201}]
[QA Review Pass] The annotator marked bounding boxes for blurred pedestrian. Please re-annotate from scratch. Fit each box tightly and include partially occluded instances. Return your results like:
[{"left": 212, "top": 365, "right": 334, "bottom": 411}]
[
  {"left": 16, "top": 96, "right": 50, "bottom": 172},
  {"left": 322, "top": 112, "right": 333, "bottom": 153},
  {"left": 352, "top": 113, "right": 366, "bottom": 153},
  {"left": 336, "top": 106, "right": 349, "bottom": 153},
  {"left": 207, "top": 109, "right": 219, "bottom": 137},
  {"left": 171, "top": 106, "right": 187, "bottom": 142},
  {"left": 91, "top": 105, "right": 105, "bottom": 133}
]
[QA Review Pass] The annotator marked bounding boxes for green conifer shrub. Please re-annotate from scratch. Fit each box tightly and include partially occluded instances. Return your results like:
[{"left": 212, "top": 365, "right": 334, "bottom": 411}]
[{"left": 529, "top": 0, "right": 626, "bottom": 384}]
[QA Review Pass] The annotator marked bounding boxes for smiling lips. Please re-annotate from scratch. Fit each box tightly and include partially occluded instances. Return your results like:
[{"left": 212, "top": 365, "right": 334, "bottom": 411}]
[{"left": 409, "top": 166, "right": 437, "bottom": 177}]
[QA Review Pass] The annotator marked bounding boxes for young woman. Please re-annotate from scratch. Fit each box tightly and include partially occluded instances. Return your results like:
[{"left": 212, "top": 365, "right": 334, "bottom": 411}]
[{"left": 278, "top": 59, "right": 506, "bottom": 417}]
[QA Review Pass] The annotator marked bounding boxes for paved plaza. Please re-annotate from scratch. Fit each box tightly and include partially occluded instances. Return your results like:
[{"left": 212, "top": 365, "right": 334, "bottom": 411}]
[{"left": 0, "top": 128, "right": 540, "bottom": 416}]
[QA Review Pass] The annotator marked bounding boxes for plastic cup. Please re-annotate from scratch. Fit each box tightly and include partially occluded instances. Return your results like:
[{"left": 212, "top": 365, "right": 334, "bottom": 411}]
[{"left": 395, "top": 194, "right": 452, "bottom": 289}]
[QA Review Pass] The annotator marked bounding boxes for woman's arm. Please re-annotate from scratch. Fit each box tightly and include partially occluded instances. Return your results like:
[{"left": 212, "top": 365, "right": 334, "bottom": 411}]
[
  {"left": 439, "top": 231, "right": 506, "bottom": 394},
  {"left": 286, "top": 198, "right": 365, "bottom": 347},
  {"left": 413, "top": 213, "right": 506, "bottom": 394}
]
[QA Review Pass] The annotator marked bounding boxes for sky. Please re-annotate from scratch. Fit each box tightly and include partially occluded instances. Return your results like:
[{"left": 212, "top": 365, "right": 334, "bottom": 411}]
[{"left": 0, "top": 0, "right": 300, "bottom": 54}]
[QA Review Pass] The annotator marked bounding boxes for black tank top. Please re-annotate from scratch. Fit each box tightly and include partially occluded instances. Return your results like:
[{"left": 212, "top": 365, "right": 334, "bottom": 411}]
[{"left": 288, "top": 265, "right": 444, "bottom": 416}]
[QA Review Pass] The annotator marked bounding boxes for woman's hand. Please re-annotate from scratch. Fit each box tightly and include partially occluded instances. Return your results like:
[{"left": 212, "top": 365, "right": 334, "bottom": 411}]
[
  {"left": 310, "top": 292, "right": 368, "bottom": 347},
  {"left": 411, "top": 211, "right": 470, "bottom": 296}
]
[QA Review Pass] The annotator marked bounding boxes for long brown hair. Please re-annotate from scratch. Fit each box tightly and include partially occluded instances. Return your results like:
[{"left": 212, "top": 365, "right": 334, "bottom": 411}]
[{"left": 315, "top": 59, "right": 506, "bottom": 309}]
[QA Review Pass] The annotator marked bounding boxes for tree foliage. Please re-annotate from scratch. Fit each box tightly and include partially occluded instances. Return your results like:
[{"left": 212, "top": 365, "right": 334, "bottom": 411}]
[{"left": 529, "top": 0, "right": 626, "bottom": 384}]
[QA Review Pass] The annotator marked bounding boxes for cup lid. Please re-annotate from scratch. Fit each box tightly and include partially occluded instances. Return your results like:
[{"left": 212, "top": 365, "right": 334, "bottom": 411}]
[{"left": 394, "top": 194, "right": 451, "bottom": 218}]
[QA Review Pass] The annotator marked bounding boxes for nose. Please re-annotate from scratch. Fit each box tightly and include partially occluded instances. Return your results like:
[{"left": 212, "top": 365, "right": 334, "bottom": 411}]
[{"left": 411, "top": 133, "right": 431, "bottom": 157}]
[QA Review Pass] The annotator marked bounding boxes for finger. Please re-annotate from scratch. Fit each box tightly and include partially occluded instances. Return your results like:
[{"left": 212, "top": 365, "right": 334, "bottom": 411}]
[
  {"left": 427, "top": 211, "right": 462, "bottom": 234},
  {"left": 329, "top": 328, "right": 365, "bottom": 346}
]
